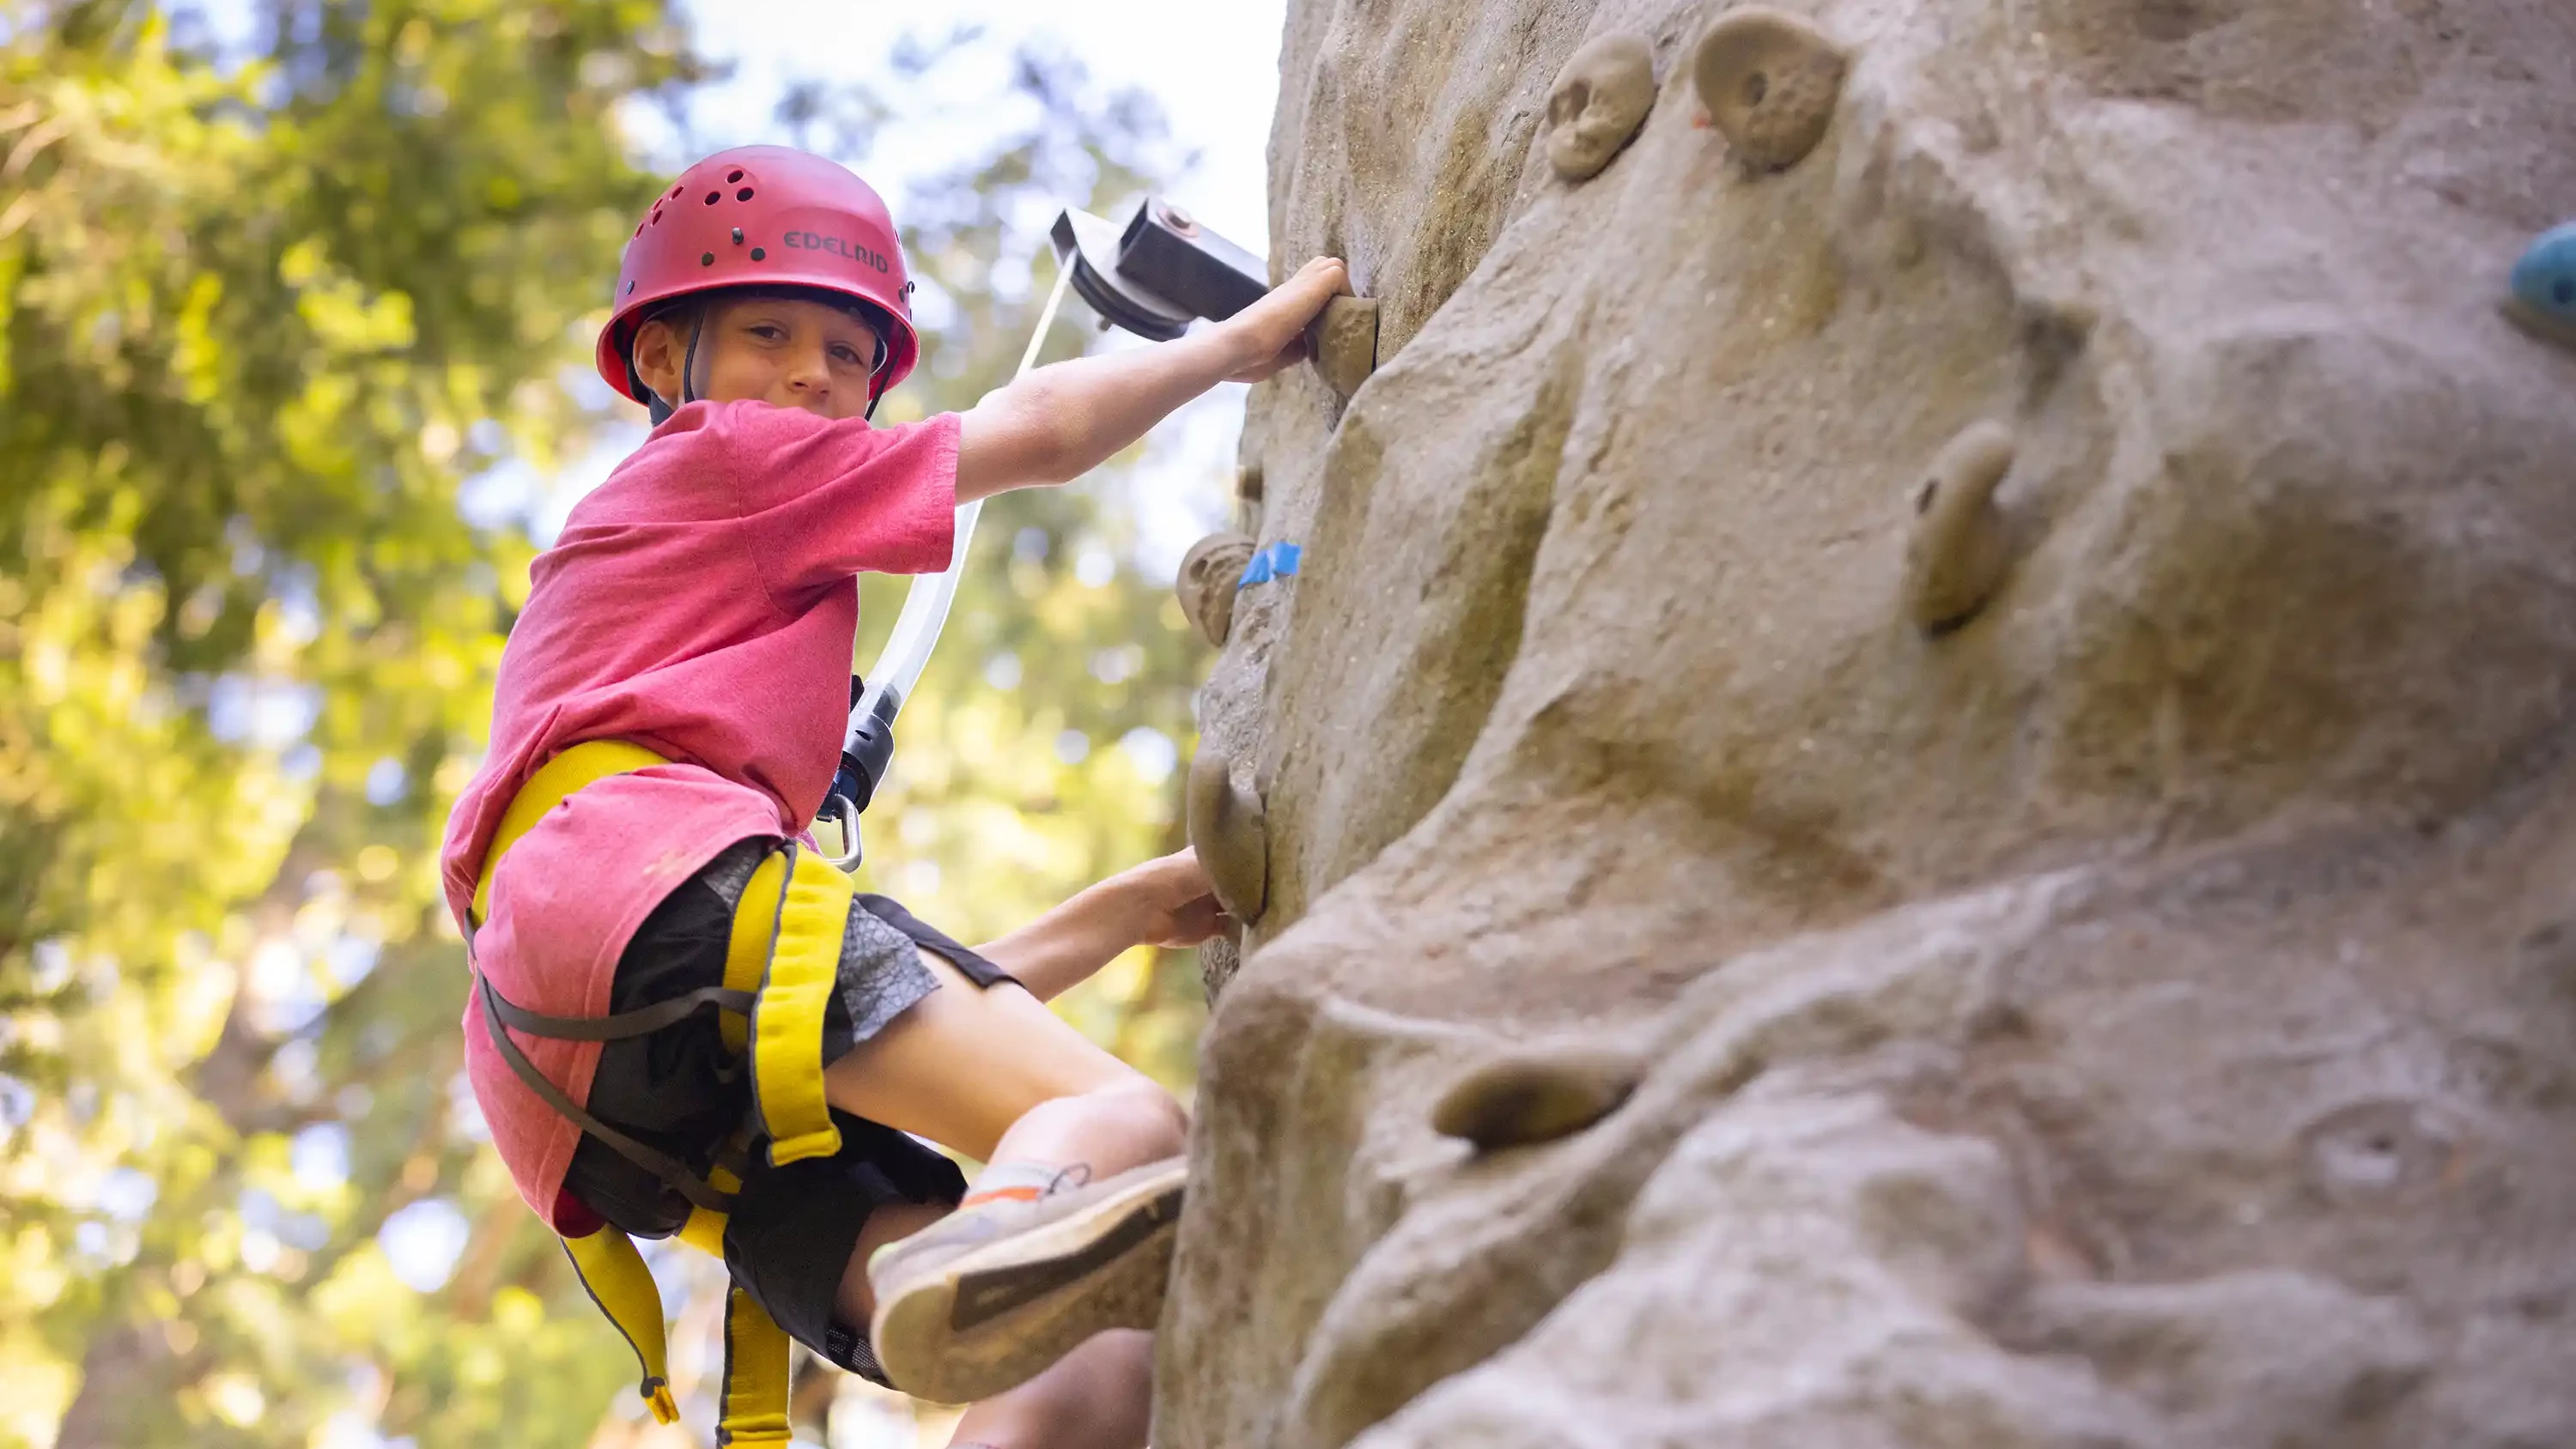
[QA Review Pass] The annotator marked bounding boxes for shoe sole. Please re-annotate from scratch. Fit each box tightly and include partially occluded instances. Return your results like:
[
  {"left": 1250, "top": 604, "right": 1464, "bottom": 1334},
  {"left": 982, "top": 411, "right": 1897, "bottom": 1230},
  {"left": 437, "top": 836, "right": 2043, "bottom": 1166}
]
[{"left": 871, "top": 1167, "right": 1186, "bottom": 1404}]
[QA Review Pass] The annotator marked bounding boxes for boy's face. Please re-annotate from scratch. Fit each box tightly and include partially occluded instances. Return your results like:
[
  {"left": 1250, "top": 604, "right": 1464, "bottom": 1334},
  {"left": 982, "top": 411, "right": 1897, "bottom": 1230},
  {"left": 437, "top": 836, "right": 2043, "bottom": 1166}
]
[{"left": 632, "top": 294, "right": 887, "bottom": 422}]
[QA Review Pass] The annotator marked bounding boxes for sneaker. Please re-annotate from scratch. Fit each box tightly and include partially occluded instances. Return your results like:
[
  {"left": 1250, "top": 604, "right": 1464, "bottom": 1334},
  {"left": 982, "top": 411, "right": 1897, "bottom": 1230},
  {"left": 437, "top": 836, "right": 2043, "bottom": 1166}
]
[{"left": 866, "top": 1157, "right": 1187, "bottom": 1404}]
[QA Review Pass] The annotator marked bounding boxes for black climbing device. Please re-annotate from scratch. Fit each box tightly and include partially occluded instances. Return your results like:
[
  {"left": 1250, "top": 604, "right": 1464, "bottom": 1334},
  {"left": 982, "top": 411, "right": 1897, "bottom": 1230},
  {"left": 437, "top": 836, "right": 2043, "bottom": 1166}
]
[{"left": 1049, "top": 198, "right": 1269, "bottom": 343}]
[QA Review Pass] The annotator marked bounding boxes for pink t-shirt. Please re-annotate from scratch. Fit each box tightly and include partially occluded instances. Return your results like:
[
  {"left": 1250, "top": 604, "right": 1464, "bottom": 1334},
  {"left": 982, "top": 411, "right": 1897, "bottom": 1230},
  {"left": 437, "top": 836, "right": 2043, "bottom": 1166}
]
[{"left": 440, "top": 400, "right": 960, "bottom": 1229}]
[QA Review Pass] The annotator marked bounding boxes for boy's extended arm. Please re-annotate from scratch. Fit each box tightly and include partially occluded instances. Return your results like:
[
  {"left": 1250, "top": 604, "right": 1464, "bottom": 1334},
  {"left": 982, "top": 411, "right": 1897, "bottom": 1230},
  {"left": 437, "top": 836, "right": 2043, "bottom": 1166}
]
[
  {"left": 956, "top": 257, "right": 1348, "bottom": 502},
  {"left": 971, "top": 850, "right": 1229, "bottom": 1002}
]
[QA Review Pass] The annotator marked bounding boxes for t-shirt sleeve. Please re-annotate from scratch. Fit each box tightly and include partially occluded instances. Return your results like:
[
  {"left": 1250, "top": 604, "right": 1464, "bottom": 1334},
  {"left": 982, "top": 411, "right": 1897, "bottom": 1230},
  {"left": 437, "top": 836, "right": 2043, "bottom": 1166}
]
[{"left": 715, "top": 403, "right": 961, "bottom": 603}]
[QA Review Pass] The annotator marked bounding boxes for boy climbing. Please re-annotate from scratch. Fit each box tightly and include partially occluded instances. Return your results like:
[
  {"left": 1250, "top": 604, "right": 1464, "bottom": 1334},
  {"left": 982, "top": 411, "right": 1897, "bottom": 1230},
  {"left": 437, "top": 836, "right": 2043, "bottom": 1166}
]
[{"left": 438, "top": 145, "right": 1346, "bottom": 1446}]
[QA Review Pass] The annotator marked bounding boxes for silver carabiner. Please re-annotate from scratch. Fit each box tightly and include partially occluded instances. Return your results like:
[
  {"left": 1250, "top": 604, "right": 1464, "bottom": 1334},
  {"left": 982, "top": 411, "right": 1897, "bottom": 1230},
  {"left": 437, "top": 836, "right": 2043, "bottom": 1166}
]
[{"left": 817, "top": 792, "right": 865, "bottom": 872}]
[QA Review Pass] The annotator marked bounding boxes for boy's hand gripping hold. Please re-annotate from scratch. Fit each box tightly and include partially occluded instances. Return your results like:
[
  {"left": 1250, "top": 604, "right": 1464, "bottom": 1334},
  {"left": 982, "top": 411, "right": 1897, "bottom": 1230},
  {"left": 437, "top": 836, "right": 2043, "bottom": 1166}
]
[
  {"left": 1218, "top": 256, "right": 1352, "bottom": 382},
  {"left": 956, "top": 258, "right": 1350, "bottom": 500}
]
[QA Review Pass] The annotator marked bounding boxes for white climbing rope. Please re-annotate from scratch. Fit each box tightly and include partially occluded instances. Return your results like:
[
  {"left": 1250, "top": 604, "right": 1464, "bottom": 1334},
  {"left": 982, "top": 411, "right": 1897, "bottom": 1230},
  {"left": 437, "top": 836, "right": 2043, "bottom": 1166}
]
[{"left": 822, "top": 252, "right": 1077, "bottom": 869}]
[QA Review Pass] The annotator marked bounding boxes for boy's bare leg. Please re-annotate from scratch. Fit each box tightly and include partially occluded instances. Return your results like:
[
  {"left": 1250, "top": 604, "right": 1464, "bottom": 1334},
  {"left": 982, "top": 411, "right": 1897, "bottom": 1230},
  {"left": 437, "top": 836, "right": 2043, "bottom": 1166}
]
[
  {"left": 945, "top": 1331, "right": 1153, "bottom": 1449},
  {"left": 822, "top": 949, "right": 1184, "bottom": 1439},
  {"left": 820, "top": 948, "right": 1188, "bottom": 1173}
]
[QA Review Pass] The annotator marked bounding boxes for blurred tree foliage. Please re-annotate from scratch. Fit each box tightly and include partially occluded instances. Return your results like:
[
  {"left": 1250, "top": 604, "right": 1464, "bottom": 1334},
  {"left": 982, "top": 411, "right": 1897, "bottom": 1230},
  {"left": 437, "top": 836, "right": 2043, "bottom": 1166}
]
[{"left": 0, "top": 3, "right": 1220, "bottom": 1446}]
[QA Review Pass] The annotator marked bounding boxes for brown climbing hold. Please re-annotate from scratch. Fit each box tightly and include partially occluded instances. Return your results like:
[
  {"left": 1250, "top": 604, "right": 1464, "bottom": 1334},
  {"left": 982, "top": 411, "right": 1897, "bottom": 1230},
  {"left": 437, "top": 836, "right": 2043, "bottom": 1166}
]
[
  {"left": 1188, "top": 742, "right": 1267, "bottom": 919},
  {"left": 1309, "top": 296, "right": 1379, "bottom": 399},
  {"left": 1236, "top": 463, "right": 1265, "bottom": 504},
  {"left": 1175, "top": 531, "right": 1256, "bottom": 647},
  {"left": 1429, "top": 1044, "right": 1644, "bottom": 1152},
  {"left": 1546, "top": 33, "right": 1656, "bottom": 182},
  {"left": 1903, "top": 421, "right": 2018, "bottom": 633},
  {"left": 1691, "top": 6, "right": 1849, "bottom": 173}
]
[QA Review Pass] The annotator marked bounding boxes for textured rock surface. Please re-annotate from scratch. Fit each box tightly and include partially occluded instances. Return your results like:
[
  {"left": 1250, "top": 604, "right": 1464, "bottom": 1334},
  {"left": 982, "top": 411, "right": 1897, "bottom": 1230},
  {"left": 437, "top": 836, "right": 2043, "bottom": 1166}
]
[{"left": 1166, "top": 1, "right": 2576, "bottom": 1446}]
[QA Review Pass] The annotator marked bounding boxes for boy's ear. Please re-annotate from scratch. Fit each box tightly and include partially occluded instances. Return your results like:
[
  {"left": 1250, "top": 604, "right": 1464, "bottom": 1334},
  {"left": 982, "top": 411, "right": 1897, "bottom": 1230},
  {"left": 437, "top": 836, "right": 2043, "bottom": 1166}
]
[{"left": 629, "top": 315, "right": 688, "bottom": 407}]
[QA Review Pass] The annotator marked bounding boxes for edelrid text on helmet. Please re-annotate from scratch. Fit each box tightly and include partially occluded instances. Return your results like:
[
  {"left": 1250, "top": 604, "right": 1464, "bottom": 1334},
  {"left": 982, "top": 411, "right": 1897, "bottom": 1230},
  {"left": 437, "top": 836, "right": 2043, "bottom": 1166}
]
[{"left": 782, "top": 230, "right": 892, "bottom": 273}]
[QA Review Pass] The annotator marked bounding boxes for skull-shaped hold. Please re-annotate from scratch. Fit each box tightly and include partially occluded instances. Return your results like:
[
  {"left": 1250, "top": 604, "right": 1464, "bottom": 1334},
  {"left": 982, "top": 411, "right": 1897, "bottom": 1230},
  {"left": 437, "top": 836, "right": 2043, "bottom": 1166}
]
[
  {"left": 1546, "top": 33, "right": 1656, "bottom": 182},
  {"left": 1176, "top": 530, "right": 1258, "bottom": 646}
]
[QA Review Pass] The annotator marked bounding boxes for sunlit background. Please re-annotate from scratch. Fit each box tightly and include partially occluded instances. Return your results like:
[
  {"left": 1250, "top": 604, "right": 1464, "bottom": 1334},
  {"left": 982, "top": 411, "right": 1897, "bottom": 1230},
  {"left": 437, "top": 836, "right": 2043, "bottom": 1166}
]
[{"left": 0, "top": 1, "right": 1285, "bottom": 1444}]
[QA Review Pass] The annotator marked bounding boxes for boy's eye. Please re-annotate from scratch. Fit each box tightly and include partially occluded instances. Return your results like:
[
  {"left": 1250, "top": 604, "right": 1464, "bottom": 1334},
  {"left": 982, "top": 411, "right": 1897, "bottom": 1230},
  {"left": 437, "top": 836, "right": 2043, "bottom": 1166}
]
[{"left": 746, "top": 324, "right": 786, "bottom": 341}]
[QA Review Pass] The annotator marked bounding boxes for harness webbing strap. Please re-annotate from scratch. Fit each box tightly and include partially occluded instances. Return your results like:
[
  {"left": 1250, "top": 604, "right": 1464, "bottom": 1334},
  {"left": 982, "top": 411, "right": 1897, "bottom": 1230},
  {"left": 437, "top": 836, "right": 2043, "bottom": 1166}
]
[
  {"left": 469, "top": 737, "right": 669, "bottom": 929},
  {"left": 678, "top": 1158, "right": 744, "bottom": 1260},
  {"left": 735, "top": 841, "right": 850, "bottom": 1167},
  {"left": 484, "top": 982, "right": 759, "bottom": 1042},
  {"left": 715, "top": 1286, "right": 795, "bottom": 1446},
  {"left": 469, "top": 737, "right": 859, "bottom": 1435},
  {"left": 561, "top": 1227, "right": 683, "bottom": 1426},
  {"left": 477, "top": 979, "right": 736, "bottom": 1214}
]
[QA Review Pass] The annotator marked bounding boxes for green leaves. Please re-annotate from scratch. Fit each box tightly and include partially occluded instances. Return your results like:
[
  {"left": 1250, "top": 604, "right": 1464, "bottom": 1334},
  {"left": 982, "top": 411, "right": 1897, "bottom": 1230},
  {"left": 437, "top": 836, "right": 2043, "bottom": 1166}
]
[
  {"left": 3, "top": 8, "right": 1224, "bottom": 1444},
  {"left": 3, "top": 3, "right": 698, "bottom": 1443}
]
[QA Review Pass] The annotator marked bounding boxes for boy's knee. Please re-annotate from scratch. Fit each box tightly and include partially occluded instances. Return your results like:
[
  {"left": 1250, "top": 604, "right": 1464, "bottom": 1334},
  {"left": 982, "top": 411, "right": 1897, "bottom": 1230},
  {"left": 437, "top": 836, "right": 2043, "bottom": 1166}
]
[{"left": 1090, "top": 1072, "right": 1188, "bottom": 1152}]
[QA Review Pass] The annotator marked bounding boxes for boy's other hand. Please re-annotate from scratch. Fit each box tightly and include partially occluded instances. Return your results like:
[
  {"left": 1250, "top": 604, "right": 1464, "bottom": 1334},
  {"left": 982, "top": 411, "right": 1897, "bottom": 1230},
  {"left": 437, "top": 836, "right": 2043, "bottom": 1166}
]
[
  {"left": 1218, "top": 258, "right": 1351, "bottom": 384},
  {"left": 1111, "top": 848, "right": 1233, "bottom": 949}
]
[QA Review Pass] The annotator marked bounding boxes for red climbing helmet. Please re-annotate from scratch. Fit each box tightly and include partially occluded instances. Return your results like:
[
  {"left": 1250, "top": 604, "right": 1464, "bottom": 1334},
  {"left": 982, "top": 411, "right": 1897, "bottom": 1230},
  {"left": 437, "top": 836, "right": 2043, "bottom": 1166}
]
[{"left": 595, "top": 145, "right": 921, "bottom": 408}]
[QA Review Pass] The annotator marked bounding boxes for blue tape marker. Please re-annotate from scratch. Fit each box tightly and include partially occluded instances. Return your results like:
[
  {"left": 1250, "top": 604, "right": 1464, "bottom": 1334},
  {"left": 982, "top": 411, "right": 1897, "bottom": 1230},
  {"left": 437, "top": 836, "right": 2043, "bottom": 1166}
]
[{"left": 1236, "top": 542, "right": 1303, "bottom": 590}]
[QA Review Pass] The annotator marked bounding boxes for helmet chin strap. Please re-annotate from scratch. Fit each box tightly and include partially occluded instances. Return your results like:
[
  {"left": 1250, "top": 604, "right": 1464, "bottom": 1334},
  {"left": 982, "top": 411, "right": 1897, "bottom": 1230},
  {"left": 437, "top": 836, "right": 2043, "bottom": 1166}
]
[
  {"left": 636, "top": 313, "right": 705, "bottom": 427},
  {"left": 681, "top": 313, "right": 707, "bottom": 408},
  {"left": 637, "top": 355, "right": 673, "bottom": 427},
  {"left": 862, "top": 327, "right": 890, "bottom": 421}
]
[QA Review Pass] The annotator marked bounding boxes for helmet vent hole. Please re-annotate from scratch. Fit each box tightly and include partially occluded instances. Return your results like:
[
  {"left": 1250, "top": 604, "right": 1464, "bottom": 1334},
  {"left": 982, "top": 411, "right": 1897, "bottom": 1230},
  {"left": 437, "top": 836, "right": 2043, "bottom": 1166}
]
[
  {"left": 669, "top": 184, "right": 683, "bottom": 198},
  {"left": 701, "top": 252, "right": 715, "bottom": 266},
  {"left": 727, "top": 169, "right": 745, "bottom": 183},
  {"left": 750, "top": 246, "right": 766, "bottom": 261},
  {"left": 704, "top": 191, "right": 720, "bottom": 204},
  {"left": 737, "top": 186, "right": 755, "bottom": 201},
  {"left": 649, "top": 208, "right": 663, "bottom": 225}
]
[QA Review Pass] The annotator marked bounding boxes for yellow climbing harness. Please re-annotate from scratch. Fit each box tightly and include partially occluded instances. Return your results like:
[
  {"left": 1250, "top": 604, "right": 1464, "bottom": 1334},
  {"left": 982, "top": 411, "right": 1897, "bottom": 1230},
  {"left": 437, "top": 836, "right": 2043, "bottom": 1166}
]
[{"left": 470, "top": 739, "right": 855, "bottom": 1444}]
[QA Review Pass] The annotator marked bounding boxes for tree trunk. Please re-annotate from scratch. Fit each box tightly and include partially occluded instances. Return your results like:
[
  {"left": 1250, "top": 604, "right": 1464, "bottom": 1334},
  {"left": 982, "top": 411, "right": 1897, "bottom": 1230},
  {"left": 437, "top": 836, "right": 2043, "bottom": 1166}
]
[{"left": 52, "top": 1325, "right": 176, "bottom": 1449}]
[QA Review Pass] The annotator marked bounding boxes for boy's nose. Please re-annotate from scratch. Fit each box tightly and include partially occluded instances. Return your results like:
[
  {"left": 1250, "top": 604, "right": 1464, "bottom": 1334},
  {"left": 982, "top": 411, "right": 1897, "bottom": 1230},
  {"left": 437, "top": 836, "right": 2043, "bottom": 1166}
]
[{"left": 786, "top": 346, "right": 833, "bottom": 397}]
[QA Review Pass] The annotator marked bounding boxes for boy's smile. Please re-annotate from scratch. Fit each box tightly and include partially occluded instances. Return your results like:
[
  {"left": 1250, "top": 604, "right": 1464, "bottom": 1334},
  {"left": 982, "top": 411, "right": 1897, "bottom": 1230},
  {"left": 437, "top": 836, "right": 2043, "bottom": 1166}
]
[{"left": 632, "top": 294, "right": 890, "bottom": 422}]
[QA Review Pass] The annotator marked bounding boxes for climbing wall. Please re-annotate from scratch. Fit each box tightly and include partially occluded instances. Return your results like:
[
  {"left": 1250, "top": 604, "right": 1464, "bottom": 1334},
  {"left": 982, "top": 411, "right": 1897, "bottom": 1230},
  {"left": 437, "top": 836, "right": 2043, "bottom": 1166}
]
[{"left": 1163, "top": 0, "right": 2576, "bottom": 1445}]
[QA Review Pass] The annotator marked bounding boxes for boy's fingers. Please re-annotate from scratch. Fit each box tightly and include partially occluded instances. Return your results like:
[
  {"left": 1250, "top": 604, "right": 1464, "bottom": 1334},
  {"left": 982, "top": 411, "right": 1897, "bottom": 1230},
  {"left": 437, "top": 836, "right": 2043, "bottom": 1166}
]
[
  {"left": 1174, "top": 894, "right": 1225, "bottom": 933},
  {"left": 1273, "top": 258, "right": 1346, "bottom": 305},
  {"left": 1298, "top": 265, "right": 1351, "bottom": 322},
  {"left": 1267, "top": 280, "right": 1335, "bottom": 324},
  {"left": 1133, "top": 852, "right": 1217, "bottom": 912},
  {"left": 1224, "top": 260, "right": 1348, "bottom": 380}
]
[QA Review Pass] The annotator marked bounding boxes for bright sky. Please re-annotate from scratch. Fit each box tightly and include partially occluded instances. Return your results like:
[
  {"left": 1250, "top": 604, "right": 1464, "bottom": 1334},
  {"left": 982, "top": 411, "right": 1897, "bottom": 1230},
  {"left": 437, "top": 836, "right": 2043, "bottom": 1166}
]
[{"left": 659, "top": 0, "right": 1284, "bottom": 247}]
